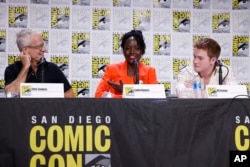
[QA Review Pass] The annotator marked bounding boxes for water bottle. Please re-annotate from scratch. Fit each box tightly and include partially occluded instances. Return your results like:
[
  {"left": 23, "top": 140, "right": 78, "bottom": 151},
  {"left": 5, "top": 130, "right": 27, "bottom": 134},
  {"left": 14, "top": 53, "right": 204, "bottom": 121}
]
[
  {"left": 193, "top": 73, "right": 202, "bottom": 98},
  {"left": 6, "top": 92, "right": 19, "bottom": 98}
]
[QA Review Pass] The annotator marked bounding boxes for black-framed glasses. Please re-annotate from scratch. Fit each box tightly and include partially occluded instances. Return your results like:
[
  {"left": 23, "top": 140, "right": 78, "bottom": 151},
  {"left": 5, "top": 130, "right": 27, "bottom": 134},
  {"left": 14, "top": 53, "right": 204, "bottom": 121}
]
[{"left": 26, "top": 43, "right": 46, "bottom": 50}]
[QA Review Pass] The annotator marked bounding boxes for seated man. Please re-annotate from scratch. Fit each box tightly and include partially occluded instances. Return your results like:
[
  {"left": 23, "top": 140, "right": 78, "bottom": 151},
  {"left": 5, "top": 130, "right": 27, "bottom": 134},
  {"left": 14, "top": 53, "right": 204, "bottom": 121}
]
[
  {"left": 176, "top": 38, "right": 237, "bottom": 98},
  {"left": 4, "top": 28, "right": 75, "bottom": 98}
]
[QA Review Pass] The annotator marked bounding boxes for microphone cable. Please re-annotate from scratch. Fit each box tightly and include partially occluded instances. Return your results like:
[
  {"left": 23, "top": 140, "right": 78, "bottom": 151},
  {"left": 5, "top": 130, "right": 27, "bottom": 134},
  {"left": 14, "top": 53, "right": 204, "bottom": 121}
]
[
  {"left": 39, "top": 57, "right": 46, "bottom": 83},
  {"left": 222, "top": 65, "right": 229, "bottom": 83}
]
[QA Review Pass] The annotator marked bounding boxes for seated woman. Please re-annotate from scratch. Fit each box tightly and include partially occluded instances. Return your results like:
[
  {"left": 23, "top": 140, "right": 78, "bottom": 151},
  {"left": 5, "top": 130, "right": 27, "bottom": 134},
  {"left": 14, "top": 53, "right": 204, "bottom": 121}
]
[{"left": 95, "top": 30, "right": 158, "bottom": 98}]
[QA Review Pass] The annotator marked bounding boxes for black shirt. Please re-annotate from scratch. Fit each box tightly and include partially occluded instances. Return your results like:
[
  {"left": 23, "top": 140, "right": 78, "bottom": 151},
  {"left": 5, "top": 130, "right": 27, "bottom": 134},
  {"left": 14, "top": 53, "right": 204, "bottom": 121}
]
[{"left": 4, "top": 61, "right": 71, "bottom": 92}]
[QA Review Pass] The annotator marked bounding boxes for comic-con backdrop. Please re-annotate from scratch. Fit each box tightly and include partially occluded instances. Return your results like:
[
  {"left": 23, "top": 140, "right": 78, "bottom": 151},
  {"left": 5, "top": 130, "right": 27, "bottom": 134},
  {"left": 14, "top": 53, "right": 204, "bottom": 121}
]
[{"left": 0, "top": 0, "right": 249, "bottom": 97}]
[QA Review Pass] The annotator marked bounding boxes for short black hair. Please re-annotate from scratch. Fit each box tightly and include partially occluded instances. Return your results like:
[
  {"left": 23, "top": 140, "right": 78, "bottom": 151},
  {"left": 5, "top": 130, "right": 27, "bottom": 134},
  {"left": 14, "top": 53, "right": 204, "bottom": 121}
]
[{"left": 120, "top": 30, "right": 146, "bottom": 55}]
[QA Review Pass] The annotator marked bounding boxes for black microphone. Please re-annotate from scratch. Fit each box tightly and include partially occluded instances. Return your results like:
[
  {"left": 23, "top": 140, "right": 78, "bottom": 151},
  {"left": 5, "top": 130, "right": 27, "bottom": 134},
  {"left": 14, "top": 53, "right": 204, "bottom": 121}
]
[
  {"left": 134, "top": 60, "right": 139, "bottom": 84},
  {"left": 216, "top": 59, "right": 223, "bottom": 67},
  {"left": 40, "top": 57, "right": 46, "bottom": 83},
  {"left": 216, "top": 60, "right": 223, "bottom": 85}
]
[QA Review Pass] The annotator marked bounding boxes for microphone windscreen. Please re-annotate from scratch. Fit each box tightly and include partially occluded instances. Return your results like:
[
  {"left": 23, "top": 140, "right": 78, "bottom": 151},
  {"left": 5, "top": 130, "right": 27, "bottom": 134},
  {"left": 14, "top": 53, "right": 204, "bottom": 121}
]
[
  {"left": 216, "top": 60, "right": 223, "bottom": 66},
  {"left": 38, "top": 57, "right": 46, "bottom": 66},
  {"left": 40, "top": 57, "right": 46, "bottom": 63},
  {"left": 134, "top": 59, "right": 138, "bottom": 65}
]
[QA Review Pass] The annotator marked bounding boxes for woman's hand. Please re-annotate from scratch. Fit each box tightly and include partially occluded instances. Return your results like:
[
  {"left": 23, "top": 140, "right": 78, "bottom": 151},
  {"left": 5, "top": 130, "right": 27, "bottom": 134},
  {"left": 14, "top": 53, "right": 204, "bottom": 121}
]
[{"left": 107, "top": 80, "right": 123, "bottom": 93}]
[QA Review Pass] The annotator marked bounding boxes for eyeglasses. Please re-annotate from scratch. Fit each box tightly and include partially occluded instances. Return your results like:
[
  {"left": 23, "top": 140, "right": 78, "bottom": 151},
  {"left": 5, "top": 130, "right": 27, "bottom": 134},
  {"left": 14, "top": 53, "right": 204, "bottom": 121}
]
[{"left": 26, "top": 43, "right": 46, "bottom": 50}]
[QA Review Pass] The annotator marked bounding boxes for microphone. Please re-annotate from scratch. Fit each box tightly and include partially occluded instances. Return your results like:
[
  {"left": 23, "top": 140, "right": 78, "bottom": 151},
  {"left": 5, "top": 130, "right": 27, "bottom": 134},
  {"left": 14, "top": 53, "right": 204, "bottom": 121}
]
[
  {"left": 216, "top": 59, "right": 231, "bottom": 85},
  {"left": 216, "top": 60, "right": 223, "bottom": 85},
  {"left": 40, "top": 57, "right": 46, "bottom": 83},
  {"left": 215, "top": 60, "right": 223, "bottom": 67},
  {"left": 134, "top": 59, "right": 139, "bottom": 84}
]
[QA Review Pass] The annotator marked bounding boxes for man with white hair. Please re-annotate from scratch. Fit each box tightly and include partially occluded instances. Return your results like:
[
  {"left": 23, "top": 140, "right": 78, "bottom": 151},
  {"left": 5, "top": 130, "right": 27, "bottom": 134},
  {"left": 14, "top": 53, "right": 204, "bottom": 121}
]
[{"left": 4, "top": 28, "right": 75, "bottom": 98}]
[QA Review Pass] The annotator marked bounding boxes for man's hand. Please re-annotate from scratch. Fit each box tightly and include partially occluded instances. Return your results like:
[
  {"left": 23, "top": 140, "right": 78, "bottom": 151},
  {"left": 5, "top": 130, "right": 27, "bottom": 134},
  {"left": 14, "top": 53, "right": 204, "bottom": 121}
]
[
  {"left": 20, "top": 51, "right": 31, "bottom": 68},
  {"left": 184, "top": 80, "right": 193, "bottom": 88}
]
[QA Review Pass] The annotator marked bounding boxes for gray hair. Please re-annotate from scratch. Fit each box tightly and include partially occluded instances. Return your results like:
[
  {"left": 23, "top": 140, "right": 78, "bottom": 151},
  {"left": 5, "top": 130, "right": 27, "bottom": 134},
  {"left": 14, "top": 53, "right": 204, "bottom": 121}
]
[{"left": 16, "top": 29, "right": 42, "bottom": 51}]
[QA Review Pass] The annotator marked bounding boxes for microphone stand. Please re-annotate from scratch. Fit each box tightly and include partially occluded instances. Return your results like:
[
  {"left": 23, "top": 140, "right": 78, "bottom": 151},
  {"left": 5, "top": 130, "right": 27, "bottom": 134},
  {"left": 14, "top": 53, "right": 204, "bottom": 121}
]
[
  {"left": 219, "top": 65, "right": 222, "bottom": 85},
  {"left": 40, "top": 57, "right": 45, "bottom": 83},
  {"left": 134, "top": 60, "right": 139, "bottom": 84},
  {"left": 217, "top": 60, "right": 223, "bottom": 85}
]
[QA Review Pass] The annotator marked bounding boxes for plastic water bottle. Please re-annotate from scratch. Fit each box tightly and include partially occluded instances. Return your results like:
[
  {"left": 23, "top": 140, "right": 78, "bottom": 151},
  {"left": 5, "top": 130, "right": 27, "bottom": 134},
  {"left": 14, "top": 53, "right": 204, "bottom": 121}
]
[
  {"left": 6, "top": 92, "right": 19, "bottom": 98},
  {"left": 193, "top": 73, "right": 202, "bottom": 98}
]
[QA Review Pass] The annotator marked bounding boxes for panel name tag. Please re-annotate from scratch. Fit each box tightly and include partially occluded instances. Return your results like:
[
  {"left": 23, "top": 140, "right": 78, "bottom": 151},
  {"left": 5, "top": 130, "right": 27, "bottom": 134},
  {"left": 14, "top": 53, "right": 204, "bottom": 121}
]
[
  {"left": 206, "top": 85, "right": 248, "bottom": 98},
  {"left": 20, "top": 83, "right": 64, "bottom": 98},
  {"left": 122, "top": 84, "right": 166, "bottom": 98}
]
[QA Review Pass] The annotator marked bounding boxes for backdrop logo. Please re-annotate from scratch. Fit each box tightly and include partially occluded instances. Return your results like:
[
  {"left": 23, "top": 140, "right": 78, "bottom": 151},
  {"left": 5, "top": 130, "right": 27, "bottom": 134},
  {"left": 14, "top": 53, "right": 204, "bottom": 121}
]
[
  {"left": 0, "top": 29, "right": 6, "bottom": 52},
  {"left": 42, "top": 31, "right": 49, "bottom": 53},
  {"left": 92, "top": 8, "right": 110, "bottom": 30},
  {"left": 212, "top": 12, "right": 230, "bottom": 33},
  {"left": 193, "top": 0, "right": 209, "bottom": 9},
  {"left": 51, "top": 55, "right": 69, "bottom": 78},
  {"left": 8, "top": 54, "right": 20, "bottom": 65},
  {"left": 233, "top": 35, "right": 249, "bottom": 57},
  {"left": 112, "top": 32, "right": 123, "bottom": 54},
  {"left": 51, "top": 7, "right": 70, "bottom": 29},
  {"left": 8, "top": 5, "right": 28, "bottom": 28},
  {"left": 173, "top": 58, "right": 190, "bottom": 79},
  {"left": 0, "top": 79, "right": 4, "bottom": 88},
  {"left": 140, "top": 57, "right": 150, "bottom": 65},
  {"left": 160, "top": 81, "right": 171, "bottom": 96},
  {"left": 233, "top": 0, "right": 250, "bottom": 9},
  {"left": 133, "top": 9, "right": 151, "bottom": 31},
  {"left": 173, "top": 11, "right": 191, "bottom": 32},
  {"left": 193, "top": 0, "right": 200, "bottom": 8},
  {"left": 92, "top": 57, "right": 110, "bottom": 78},
  {"left": 71, "top": 80, "right": 90, "bottom": 97},
  {"left": 153, "top": 0, "right": 170, "bottom": 8},
  {"left": 240, "top": 82, "right": 250, "bottom": 93},
  {"left": 72, "top": 32, "right": 90, "bottom": 54},
  {"left": 0, "top": 79, "right": 5, "bottom": 97},
  {"left": 221, "top": 58, "right": 230, "bottom": 66},
  {"left": 193, "top": 35, "right": 209, "bottom": 44},
  {"left": 153, "top": 34, "right": 171, "bottom": 55}
]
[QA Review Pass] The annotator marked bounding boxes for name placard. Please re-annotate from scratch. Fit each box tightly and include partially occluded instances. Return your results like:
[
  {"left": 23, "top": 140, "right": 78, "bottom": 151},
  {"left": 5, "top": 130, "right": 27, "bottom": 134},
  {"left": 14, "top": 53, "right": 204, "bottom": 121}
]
[
  {"left": 122, "top": 84, "right": 166, "bottom": 98},
  {"left": 20, "top": 83, "right": 64, "bottom": 98},
  {"left": 206, "top": 85, "right": 248, "bottom": 98}
]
